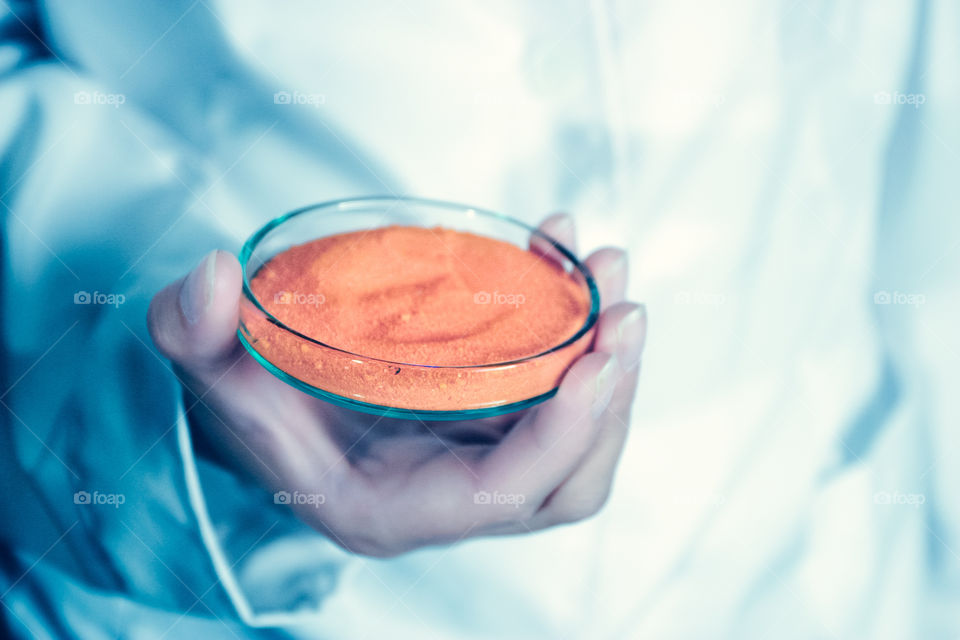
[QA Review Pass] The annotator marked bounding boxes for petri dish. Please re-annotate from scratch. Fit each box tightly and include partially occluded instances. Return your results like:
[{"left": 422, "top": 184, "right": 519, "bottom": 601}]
[{"left": 238, "top": 196, "right": 599, "bottom": 420}]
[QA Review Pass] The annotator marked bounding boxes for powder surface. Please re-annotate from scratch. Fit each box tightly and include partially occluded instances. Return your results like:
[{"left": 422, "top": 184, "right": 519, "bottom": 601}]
[{"left": 250, "top": 226, "right": 591, "bottom": 366}]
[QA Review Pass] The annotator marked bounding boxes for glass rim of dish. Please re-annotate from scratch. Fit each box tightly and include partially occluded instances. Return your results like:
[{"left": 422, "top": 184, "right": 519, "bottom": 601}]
[{"left": 239, "top": 195, "right": 601, "bottom": 370}]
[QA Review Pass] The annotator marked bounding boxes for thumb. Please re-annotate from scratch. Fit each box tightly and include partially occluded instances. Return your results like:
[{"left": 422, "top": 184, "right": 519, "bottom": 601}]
[{"left": 148, "top": 249, "right": 243, "bottom": 371}]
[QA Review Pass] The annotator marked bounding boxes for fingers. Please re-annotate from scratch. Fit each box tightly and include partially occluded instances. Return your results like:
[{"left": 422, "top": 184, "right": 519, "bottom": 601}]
[
  {"left": 585, "top": 247, "right": 628, "bottom": 311},
  {"left": 591, "top": 302, "right": 647, "bottom": 415},
  {"left": 530, "top": 213, "right": 577, "bottom": 264},
  {"left": 530, "top": 213, "right": 626, "bottom": 313},
  {"left": 474, "top": 352, "right": 618, "bottom": 509},
  {"left": 537, "top": 212, "right": 577, "bottom": 252},
  {"left": 528, "top": 302, "right": 647, "bottom": 528},
  {"left": 147, "top": 249, "right": 243, "bottom": 374},
  {"left": 370, "top": 351, "right": 618, "bottom": 548}
]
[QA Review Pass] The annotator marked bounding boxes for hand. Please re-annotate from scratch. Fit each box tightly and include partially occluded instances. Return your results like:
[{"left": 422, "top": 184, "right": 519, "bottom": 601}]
[{"left": 147, "top": 214, "right": 647, "bottom": 557}]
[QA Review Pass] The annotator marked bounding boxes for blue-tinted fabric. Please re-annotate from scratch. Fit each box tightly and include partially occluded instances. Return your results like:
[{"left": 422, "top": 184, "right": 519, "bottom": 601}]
[{"left": 1, "top": 1, "right": 958, "bottom": 638}]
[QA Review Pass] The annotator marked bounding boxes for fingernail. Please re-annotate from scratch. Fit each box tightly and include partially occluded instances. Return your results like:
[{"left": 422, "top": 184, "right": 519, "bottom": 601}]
[
  {"left": 617, "top": 304, "right": 647, "bottom": 370},
  {"left": 598, "top": 249, "right": 628, "bottom": 281},
  {"left": 592, "top": 355, "right": 618, "bottom": 418},
  {"left": 554, "top": 214, "right": 574, "bottom": 233},
  {"left": 180, "top": 250, "right": 218, "bottom": 325}
]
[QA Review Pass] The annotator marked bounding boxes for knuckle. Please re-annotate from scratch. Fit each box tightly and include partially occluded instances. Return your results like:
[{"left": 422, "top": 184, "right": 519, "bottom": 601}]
[
  {"left": 475, "top": 488, "right": 535, "bottom": 523},
  {"left": 560, "top": 503, "right": 595, "bottom": 523},
  {"left": 485, "top": 503, "right": 528, "bottom": 526},
  {"left": 325, "top": 518, "right": 400, "bottom": 558},
  {"left": 515, "top": 498, "right": 538, "bottom": 520},
  {"left": 556, "top": 491, "right": 610, "bottom": 523}
]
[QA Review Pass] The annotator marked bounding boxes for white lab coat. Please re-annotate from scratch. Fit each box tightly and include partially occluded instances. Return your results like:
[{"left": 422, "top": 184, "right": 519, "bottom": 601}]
[{"left": 1, "top": 1, "right": 957, "bottom": 638}]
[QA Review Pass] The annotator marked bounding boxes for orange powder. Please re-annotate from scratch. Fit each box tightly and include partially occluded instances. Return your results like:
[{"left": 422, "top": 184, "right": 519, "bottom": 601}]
[{"left": 242, "top": 226, "right": 595, "bottom": 411}]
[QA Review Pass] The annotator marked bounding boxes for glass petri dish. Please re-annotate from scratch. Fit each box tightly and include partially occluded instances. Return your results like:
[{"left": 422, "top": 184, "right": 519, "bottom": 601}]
[{"left": 238, "top": 196, "right": 600, "bottom": 421}]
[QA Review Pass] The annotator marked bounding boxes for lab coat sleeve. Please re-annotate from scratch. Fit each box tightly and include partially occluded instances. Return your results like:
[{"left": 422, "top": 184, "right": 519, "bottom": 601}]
[
  {"left": 0, "top": 4, "right": 353, "bottom": 631},
  {"left": 873, "top": 0, "right": 960, "bottom": 631}
]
